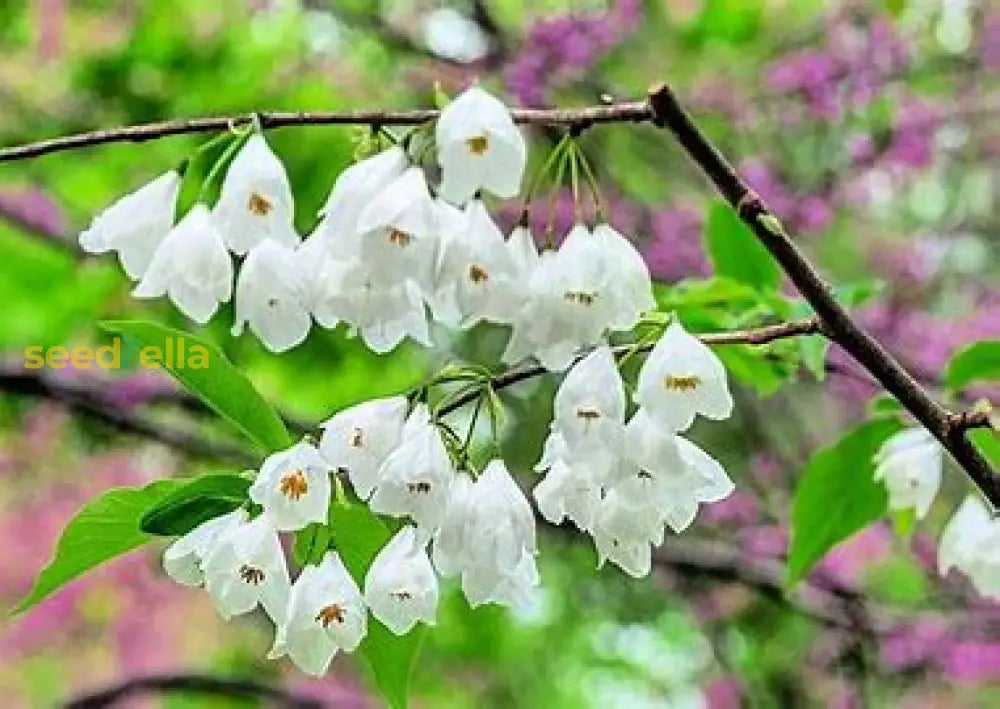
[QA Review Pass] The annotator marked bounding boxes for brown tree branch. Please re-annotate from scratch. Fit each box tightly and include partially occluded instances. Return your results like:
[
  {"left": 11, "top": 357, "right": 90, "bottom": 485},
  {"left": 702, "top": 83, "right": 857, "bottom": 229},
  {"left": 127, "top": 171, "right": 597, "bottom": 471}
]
[
  {"left": 646, "top": 82, "right": 999, "bottom": 505},
  {"left": 0, "top": 102, "right": 652, "bottom": 163},
  {"left": 438, "top": 317, "right": 826, "bottom": 416},
  {"left": 64, "top": 674, "right": 322, "bottom": 709}
]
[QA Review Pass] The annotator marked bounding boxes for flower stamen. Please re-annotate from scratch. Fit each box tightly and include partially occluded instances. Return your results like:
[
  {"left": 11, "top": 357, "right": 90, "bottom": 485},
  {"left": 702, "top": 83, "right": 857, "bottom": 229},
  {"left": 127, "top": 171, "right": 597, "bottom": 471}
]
[
  {"left": 465, "top": 135, "right": 489, "bottom": 155},
  {"left": 315, "top": 603, "right": 346, "bottom": 627},
  {"left": 663, "top": 374, "right": 702, "bottom": 392},
  {"left": 279, "top": 469, "right": 309, "bottom": 500},
  {"left": 388, "top": 228, "right": 413, "bottom": 246},
  {"left": 564, "top": 291, "right": 598, "bottom": 306},
  {"left": 468, "top": 264, "right": 489, "bottom": 283},
  {"left": 239, "top": 564, "right": 265, "bottom": 585},
  {"left": 350, "top": 427, "right": 364, "bottom": 448},
  {"left": 406, "top": 481, "right": 432, "bottom": 494},
  {"left": 247, "top": 191, "right": 273, "bottom": 216}
]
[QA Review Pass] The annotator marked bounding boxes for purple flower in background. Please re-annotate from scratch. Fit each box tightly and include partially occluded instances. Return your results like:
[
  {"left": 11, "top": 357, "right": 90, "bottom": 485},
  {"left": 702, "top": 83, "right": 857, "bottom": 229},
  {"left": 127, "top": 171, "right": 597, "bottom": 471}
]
[
  {"left": 880, "top": 619, "right": 948, "bottom": 671},
  {"left": 885, "top": 99, "right": 941, "bottom": 169},
  {"left": 505, "top": 1, "right": 641, "bottom": 106},
  {"left": 816, "top": 524, "right": 893, "bottom": 586},
  {"left": 983, "top": 13, "right": 1000, "bottom": 70},
  {"left": 703, "top": 675, "right": 743, "bottom": 708},
  {"left": 0, "top": 187, "right": 66, "bottom": 237},
  {"left": 643, "top": 204, "right": 709, "bottom": 283},
  {"left": 940, "top": 642, "right": 1000, "bottom": 683}
]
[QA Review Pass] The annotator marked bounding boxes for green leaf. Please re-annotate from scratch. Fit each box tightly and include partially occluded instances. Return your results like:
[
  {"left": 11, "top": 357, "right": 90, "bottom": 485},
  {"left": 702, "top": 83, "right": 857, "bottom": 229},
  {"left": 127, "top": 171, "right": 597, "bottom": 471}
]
[
  {"left": 140, "top": 474, "right": 250, "bottom": 536},
  {"left": 15, "top": 480, "right": 185, "bottom": 613},
  {"left": 787, "top": 418, "right": 903, "bottom": 585},
  {"left": 798, "top": 335, "right": 830, "bottom": 381},
  {"left": 100, "top": 320, "right": 291, "bottom": 452},
  {"left": 293, "top": 522, "right": 332, "bottom": 566},
  {"left": 326, "top": 501, "right": 422, "bottom": 709},
  {"left": 704, "top": 201, "right": 782, "bottom": 293},
  {"left": 944, "top": 340, "right": 1000, "bottom": 391},
  {"left": 717, "top": 341, "right": 799, "bottom": 397}
]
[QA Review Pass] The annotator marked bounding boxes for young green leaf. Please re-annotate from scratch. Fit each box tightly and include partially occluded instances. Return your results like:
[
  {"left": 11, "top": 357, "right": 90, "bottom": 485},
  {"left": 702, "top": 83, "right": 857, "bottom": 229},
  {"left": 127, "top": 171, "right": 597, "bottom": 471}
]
[
  {"left": 100, "top": 320, "right": 291, "bottom": 452},
  {"left": 787, "top": 417, "right": 903, "bottom": 585},
  {"left": 15, "top": 480, "right": 185, "bottom": 613},
  {"left": 326, "top": 500, "right": 423, "bottom": 709},
  {"left": 293, "top": 522, "right": 332, "bottom": 566},
  {"left": 140, "top": 474, "right": 250, "bottom": 536},
  {"left": 944, "top": 340, "right": 1000, "bottom": 392},
  {"left": 704, "top": 201, "right": 782, "bottom": 293}
]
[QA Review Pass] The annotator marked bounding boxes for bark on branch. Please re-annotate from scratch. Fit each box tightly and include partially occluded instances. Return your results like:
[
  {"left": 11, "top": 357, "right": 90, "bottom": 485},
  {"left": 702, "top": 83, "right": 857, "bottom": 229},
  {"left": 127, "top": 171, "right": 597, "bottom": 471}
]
[
  {"left": 0, "top": 102, "right": 652, "bottom": 163},
  {"left": 646, "top": 82, "right": 999, "bottom": 506}
]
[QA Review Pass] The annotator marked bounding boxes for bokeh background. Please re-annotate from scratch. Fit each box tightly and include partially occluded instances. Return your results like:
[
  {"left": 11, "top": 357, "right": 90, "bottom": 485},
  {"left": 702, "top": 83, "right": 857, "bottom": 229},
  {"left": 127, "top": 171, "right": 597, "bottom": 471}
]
[{"left": 1, "top": 0, "right": 999, "bottom": 706}]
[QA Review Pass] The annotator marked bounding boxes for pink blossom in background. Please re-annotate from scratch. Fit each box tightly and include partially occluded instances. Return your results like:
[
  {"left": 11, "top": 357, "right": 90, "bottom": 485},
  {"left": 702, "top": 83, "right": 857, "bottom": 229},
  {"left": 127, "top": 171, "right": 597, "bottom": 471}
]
[
  {"left": 739, "top": 524, "right": 788, "bottom": 559},
  {"left": 0, "top": 187, "right": 66, "bottom": 237},
  {"left": 505, "top": 1, "right": 641, "bottom": 107},
  {"left": 939, "top": 642, "right": 1000, "bottom": 683},
  {"left": 880, "top": 618, "right": 948, "bottom": 671},
  {"left": 884, "top": 99, "right": 941, "bottom": 170},
  {"left": 816, "top": 524, "right": 893, "bottom": 587},
  {"left": 643, "top": 205, "right": 710, "bottom": 283},
  {"left": 703, "top": 675, "right": 743, "bottom": 709},
  {"left": 701, "top": 491, "right": 760, "bottom": 527},
  {"left": 982, "top": 12, "right": 1000, "bottom": 70}
]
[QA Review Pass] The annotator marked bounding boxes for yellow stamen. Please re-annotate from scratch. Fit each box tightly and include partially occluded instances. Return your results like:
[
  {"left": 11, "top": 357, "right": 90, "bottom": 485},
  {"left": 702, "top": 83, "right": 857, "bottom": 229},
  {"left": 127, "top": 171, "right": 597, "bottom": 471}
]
[
  {"left": 406, "top": 481, "right": 431, "bottom": 494},
  {"left": 465, "top": 135, "right": 489, "bottom": 155},
  {"left": 564, "top": 291, "right": 598, "bottom": 306},
  {"left": 388, "top": 228, "right": 413, "bottom": 246},
  {"left": 279, "top": 469, "right": 309, "bottom": 500},
  {"left": 468, "top": 264, "right": 489, "bottom": 283},
  {"left": 315, "top": 603, "right": 346, "bottom": 627},
  {"left": 576, "top": 407, "right": 601, "bottom": 421},
  {"left": 350, "top": 427, "right": 364, "bottom": 448},
  {"left": 247, "top": 191, "right": 273, "bottom": 216},
  {"left": 662, "top": 375, "right": 702, "bottom": 392}
]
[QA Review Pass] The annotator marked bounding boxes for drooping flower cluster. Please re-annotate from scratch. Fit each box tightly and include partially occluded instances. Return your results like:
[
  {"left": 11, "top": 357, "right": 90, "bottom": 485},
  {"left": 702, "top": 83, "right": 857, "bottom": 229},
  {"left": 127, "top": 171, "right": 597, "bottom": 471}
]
[
  {"left": 162, "top": 399, "right": 539, "bottom": 675},
  {"left": 535, "top": 321, "right": 735, "bottom": 577},
  {"left": 78, "top": 85, "right": 653, "bottom": 368}
]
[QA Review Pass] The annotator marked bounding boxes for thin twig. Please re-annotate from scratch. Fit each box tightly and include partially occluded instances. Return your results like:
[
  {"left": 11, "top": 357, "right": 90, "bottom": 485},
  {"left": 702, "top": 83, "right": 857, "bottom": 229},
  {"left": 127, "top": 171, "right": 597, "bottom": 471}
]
[
  {"left": 438, "top": 317, "right": 826, "bottom": 416},
  {"left": 64, "top": 674, "right": 322, "bottom": 709},
  {"left": 0, "top": 102, "right": 652, "bottom": 163},
  {"left": 645, "top": 82, "right": 999, "bottom": 506}
]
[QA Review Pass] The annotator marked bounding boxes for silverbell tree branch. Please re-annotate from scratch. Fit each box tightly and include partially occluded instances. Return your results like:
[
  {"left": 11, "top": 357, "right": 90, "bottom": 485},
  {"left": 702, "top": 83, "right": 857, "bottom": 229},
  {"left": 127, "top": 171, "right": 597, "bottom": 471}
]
[
  {"left": 645, "top": 82, "right": 1000, "bottom": 506},
  {"left": 0, "top": 102, "right": 652, "bottom": 163}
]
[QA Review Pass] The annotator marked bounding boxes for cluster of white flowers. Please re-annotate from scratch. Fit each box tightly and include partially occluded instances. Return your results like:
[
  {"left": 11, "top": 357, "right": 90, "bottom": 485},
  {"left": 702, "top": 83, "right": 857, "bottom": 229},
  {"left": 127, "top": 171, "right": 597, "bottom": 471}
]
[
  {"left": 84, "top": 82, "right": 744, "bottom": 671},
  {"left": 162, "top": 400, "right": 540, "bottom": 675},
  {"left": 80, "top": 85, "right": 651, "bottom": 365},
  {"left": 535, "top": 323, "right": 735, "bottom": 577}
]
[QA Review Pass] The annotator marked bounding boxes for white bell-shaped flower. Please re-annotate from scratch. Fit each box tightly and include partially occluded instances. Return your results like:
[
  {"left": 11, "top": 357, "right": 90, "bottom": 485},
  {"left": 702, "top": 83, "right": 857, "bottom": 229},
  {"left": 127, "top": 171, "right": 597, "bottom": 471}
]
[
  {"left": 635, "top": 321, "right": 733, "bottom": 432},
  {"left": 622, "top": 409, "right": 734, "bottom": 532},
  {"left": 552, "top": 346, "right": 625, "bottom": 454},
  {"left": 213, "top": 134, "right": 299, "bottom": 255},
  {"left": 355, "top": 167, "right": 438, "bottom": 293},
  {"left": 433, "top": 462, "right": 538, "bottom": 608},
  {"left": 364, "top": 525, "right": 439, "bottom": 635},
  {"left": 314, "top": 263, "right": 431, "bottom": 353},
  {"left": 269, "top": 552, "right": 367, "bottom": 676},
  {"left": 506, "top": 224, "right": 541, "bottom": 280},
  {"left": 162, "top": 509, "right": 248, "bottom": 587},
  {"left": 873, "top": 427, "right": 942, "bottom": 519},
  {"left": 939, "top": 496, "right": 1000, "bottom": 597},
  {"left": 202, "top": 515, "right": 290, "bottom": 624},
  {"left": 433, "top": 199, "right": 522, "bottom": 328},
  {"left": 318, "top": 145, "right": 407, "bottom": 242},
  {"left": 533, "top": 454, "right": 603, "bottom": 532},
  {"left": 249, "top": 442, "right": 332, "bottom": 532},
  {"left": 502, "top": 224, "right": 621, "bottom": 371},
  {"left": 461, "top": 548, "right": 540, "bottom": 611},
  {"left": 232, "top": 238, "right": 311, "bottom": 353},
  {"left": 319, "top": 396, "right": 409, "bottom": 500},
  {"left": 593, "top": 223, "right": 655, "bottom": 331},
  {"left": 133, "top": 204, "right": 233, "bottom": 323},
  {"left": 79, "top": 170, "right": 181, "bottom": 280},
  {"left": 369, "top": 404, "right": 454, "bottom": 532},
  {"left": 591, "top": 488, "right": 664, "bottom": 578},
  {"left": 436, "top": 85, "right": 526, "bottom": 204}
]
